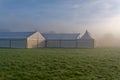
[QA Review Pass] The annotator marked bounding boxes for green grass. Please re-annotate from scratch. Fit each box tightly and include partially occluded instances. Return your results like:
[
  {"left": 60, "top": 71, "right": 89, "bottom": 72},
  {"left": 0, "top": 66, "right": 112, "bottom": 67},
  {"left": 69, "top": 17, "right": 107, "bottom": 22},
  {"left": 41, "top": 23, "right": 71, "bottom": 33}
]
[{"left": 0, "top": 48, "right": 120, "bottom": 80}]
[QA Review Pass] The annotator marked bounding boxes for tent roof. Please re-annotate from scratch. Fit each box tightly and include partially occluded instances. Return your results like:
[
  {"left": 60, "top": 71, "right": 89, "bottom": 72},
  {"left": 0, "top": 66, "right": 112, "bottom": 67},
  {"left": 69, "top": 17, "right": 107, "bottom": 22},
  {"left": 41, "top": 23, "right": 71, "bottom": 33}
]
[
  {"left": 80, "top": 30, "right": 94, "bottom": 40},
  {"left": 42, "top": 33, "right": 80, "bottom": 40},
  {"left": 0, "top": 32, "right": 36, "bottom": 39}
]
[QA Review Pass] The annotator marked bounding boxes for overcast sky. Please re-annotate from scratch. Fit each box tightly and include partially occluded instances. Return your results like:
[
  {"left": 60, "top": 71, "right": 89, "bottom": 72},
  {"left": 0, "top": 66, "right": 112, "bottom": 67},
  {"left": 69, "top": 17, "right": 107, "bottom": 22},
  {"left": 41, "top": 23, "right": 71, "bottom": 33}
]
[{"left": 0, "top": 0, "right": 120, "bottom": 36}]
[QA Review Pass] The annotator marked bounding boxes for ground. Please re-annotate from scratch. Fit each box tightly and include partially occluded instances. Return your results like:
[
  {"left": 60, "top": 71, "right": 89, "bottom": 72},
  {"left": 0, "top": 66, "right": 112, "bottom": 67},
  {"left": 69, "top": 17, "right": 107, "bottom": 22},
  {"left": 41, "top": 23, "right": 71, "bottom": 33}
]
[{"left": 0, "top": 48, "right": 120, "bottom": 80}]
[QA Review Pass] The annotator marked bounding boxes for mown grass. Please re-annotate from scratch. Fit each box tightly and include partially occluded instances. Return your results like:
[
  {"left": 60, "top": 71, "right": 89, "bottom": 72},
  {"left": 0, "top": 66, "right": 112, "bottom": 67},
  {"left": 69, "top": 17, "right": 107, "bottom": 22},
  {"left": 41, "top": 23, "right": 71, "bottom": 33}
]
[{"left": 0, "top": 48, "right": 120, "bottom": 80}]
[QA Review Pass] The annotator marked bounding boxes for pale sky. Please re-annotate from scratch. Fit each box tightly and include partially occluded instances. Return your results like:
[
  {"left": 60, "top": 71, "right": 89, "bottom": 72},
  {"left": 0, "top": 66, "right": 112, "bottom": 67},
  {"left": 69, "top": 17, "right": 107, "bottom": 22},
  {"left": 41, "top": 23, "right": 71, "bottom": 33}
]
[{"left": 0, "top": 0, "right": 120, "bottom": 37}]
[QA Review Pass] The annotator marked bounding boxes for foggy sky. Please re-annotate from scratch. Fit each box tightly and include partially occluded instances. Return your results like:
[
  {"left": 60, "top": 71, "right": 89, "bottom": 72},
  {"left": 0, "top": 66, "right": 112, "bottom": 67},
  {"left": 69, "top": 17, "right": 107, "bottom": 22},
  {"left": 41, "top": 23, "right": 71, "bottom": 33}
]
[{"left": 0, "top": 0, "right": 120, "bottom": 43}]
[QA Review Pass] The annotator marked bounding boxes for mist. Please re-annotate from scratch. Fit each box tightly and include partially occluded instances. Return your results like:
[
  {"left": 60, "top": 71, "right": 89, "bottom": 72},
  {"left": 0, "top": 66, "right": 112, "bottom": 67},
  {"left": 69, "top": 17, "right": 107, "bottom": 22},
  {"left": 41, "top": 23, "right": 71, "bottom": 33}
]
[{"left": 1, "top": 19, "right": 120, "bottom": 48}]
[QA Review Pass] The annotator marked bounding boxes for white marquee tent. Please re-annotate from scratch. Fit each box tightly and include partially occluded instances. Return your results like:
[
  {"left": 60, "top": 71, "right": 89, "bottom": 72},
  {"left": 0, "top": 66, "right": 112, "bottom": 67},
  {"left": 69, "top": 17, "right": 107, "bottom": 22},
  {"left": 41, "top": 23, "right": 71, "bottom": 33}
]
[
  {"left": 0, "top": 31, "right": 95, "bottom": 48},
  {"left": 77, "top": 30, "right": 95, "bottom": 48}
]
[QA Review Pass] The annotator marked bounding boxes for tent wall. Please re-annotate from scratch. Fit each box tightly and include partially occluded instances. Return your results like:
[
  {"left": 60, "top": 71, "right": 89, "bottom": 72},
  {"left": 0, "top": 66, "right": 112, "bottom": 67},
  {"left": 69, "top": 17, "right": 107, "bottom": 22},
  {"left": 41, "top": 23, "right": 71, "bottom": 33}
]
[
  {"left": 61, "top": 40, "right": 76, "bottom": 48},
  {"left": 11, "top": 39, "right": 26, "bottom": 48},
  {"left": 27, "top": 40, "right": 38, "bottom": 48},
  {"left": 0, "top": 40, "right": 10, "bottom": 48},
  {"left": 46, "top": 40, "right": 60, "bottom": 47},
  {"left": 27, "top": 32, "right": 45, "bottom": 48},
  {"left": 45, "top": 40, "right": 77, "bottom": 48},
  {"left": 0, "top": 39, "right": 26, "bottom": 48},
  {"left": 77, "top": 39, "right": 94, "bottom": 48}
]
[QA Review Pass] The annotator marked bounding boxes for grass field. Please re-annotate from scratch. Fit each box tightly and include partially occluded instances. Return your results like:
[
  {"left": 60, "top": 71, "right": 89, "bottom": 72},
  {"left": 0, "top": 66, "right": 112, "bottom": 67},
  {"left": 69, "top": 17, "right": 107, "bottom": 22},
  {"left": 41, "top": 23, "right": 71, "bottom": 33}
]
[{"left": 0, "top": 48, "right": 120, "bottom": 80}]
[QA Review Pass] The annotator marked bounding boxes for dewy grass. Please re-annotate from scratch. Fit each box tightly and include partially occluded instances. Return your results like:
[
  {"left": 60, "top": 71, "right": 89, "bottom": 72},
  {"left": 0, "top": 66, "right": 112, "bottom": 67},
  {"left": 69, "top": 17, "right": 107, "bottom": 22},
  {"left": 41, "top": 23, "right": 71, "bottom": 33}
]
[{"left": 0, "top": 48, "right": 120, "bottom": 80}]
